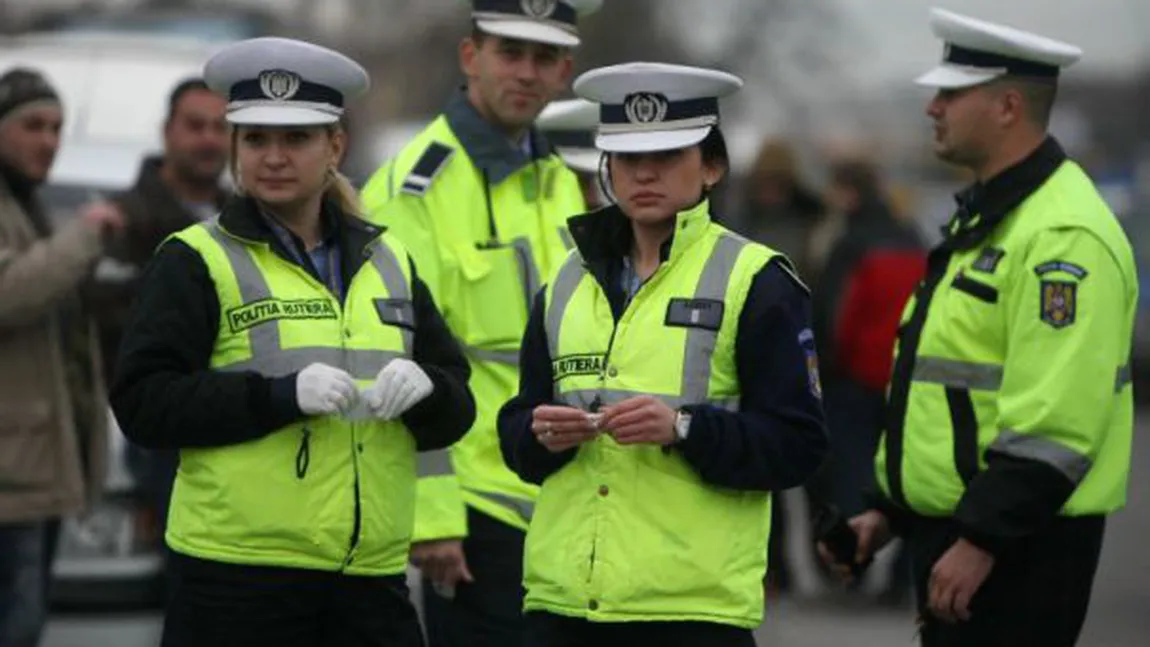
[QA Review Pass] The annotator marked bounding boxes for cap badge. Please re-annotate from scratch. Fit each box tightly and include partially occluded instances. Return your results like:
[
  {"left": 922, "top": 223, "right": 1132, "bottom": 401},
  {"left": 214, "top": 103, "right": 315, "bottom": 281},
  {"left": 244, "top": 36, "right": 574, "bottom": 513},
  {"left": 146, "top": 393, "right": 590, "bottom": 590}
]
[
  {"left": 624, "top": 92, "right": 669, "bottom": 124},
  {"left": 258, "top": 69, "right": 301, "bottom": 101},
  {"left": 521, "top": 0, "right": 558, "bottom": 19}
]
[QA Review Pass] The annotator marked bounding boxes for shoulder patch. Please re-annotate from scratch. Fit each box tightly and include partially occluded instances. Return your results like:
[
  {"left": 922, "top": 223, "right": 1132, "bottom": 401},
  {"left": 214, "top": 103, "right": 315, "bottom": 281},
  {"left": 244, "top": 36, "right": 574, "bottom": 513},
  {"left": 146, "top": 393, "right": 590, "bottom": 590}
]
[
  {"left": 1040, "top": 280, "right": 1077, "bottom": 329},
  {"left": 399, "top": 142, "right": 454, "bottom": 197},
  {"left": 798, "top": 328, "right": 822, "bottom": 399},
  {"left": 1034, "top": 260, "right": 1088, "bottom": 280}
]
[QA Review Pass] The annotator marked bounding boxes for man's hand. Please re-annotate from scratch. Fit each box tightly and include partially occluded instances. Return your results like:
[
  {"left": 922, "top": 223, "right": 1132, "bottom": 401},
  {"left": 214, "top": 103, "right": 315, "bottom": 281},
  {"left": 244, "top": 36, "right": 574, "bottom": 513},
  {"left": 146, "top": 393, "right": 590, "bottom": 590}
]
[
  {"left": 599, "top": 396, "right": 677, "bottom": 446},
  {"left": 817, "top": 509, "right": 893, "bottom": 585},
  {"left": 410, "top": 539, "right": 473, "bottom": 593},
  {"left": 531, "top": 405, "right": 599, "bottom": 453},
  {"left": 928, "top": 538, "right": 995, "bottom": 623},
  {"left": 80, "top": 201, "right": 126, "bottom": 235}
]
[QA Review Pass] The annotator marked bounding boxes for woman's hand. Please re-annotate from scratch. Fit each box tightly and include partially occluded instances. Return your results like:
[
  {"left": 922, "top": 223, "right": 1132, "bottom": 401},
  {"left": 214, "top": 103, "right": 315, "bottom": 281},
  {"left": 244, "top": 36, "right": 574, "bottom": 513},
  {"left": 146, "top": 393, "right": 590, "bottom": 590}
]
[
  {"left": 599, "top": 396, "right": 677, "bottom": 446},
  {"left": 531, "top": 405, "right": 599, "bottom": 453}
]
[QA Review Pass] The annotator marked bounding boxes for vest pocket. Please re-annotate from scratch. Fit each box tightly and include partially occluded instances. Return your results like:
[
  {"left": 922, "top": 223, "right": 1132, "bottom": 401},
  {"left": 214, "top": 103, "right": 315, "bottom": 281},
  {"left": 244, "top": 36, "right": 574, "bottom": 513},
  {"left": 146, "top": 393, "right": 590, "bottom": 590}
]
[
  {"left": 373, "top": 298, "right": 416, "bottom": 331},
  {"left": 951, "top": 274, "right": 998, "bottom": 304},
  {"left": 458, "top": 244, "right": 530, "bottom": 347},
  {"left": 944, "top": 388, "right": 980, "bottom": 485}
]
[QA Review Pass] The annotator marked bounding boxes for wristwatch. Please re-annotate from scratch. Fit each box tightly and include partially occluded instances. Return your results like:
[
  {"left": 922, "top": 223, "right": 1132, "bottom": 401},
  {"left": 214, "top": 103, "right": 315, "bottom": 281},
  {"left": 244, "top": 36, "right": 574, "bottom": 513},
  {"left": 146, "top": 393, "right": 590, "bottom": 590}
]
[{"left": 674, "top": 410, "right": 693, "bottom": 442}]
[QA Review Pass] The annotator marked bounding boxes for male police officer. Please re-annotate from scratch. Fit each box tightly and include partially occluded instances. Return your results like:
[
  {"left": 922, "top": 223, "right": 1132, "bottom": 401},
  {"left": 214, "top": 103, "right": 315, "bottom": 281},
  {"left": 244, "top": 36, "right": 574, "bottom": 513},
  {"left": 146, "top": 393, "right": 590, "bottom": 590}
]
[
  {"left": 361, "top": 1, "right": 597, "bottom": 645},
  {"left": 821, "top": 9, "right": 1137, "bottom": 646},
  {"left": 536, "top": 98, "right": 604, "bottom": 208}
]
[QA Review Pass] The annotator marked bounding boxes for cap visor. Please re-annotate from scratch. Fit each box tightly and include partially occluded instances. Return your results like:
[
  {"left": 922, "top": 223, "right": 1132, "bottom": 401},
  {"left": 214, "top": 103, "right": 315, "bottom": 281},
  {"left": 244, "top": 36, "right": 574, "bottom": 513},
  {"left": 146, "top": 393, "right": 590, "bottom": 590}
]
[
  {"left": 557, "top": 147, "right": 600, "bottom": 174},
  {"left": 914, "top": 65, "right": 1003, "bottom": 89},
  {"left": 595, "top": 127, "right": 711, "bottom": 154},
  {"left": 476, "top": 19, "right": 580, "bottom": 47},
  {"left": 227, "top": 105, "right": 340, "bottom": 126}
]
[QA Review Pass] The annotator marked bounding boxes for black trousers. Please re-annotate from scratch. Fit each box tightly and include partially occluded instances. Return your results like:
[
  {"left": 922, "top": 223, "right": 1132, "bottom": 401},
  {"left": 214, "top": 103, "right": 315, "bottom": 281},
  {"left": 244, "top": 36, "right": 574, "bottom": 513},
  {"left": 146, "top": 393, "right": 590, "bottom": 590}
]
[
  {"left": 161, "top": 552, "right": 424, "bottom": 647},
  {"left": 908, "top": 515, "right": 1105, "bottom": 647},
  {"left": 422, "top": 507, "right": 526, "bottom": 647},
  {"left": 524, "top": 611, "right": 757, "bottom": 647}
]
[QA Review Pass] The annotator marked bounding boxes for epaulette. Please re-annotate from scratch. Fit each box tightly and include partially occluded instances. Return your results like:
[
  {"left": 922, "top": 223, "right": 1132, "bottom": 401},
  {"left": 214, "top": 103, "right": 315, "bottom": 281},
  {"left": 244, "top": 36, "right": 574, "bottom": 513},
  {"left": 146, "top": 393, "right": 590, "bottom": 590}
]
[
  {"left": 772, "top": 255, "right": 810, "bottom": 295},
  {"left": 399, "top": 142, "right": 455, "bottom": 197}
]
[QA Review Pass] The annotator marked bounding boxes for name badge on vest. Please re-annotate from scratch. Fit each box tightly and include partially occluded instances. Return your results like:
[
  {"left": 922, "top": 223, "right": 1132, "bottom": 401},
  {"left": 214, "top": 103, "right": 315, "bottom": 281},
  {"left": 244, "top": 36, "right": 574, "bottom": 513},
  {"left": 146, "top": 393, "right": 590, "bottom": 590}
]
[
  {"left": 374, "top": 298, "right": 415, "bottom": 330},
  {"left": 665, "top": 298, "right": 724, "bottom": 331}
]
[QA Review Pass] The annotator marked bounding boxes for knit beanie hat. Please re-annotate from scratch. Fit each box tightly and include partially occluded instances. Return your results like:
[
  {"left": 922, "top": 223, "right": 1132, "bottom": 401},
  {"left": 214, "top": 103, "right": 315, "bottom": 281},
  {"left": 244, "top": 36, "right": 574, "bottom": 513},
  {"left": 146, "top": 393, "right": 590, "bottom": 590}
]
[{"left": 0, "top": 68, "right": 61, "bottom": 124}]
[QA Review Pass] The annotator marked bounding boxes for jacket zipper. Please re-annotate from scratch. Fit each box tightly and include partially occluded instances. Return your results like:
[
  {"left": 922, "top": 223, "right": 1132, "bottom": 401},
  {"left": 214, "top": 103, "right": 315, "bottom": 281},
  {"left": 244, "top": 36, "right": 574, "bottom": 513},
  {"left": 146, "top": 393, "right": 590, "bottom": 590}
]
[
  {"left": 343, "top": 432, "right": 363, "bottom": 570},
  {"left": 584, "top": 264, "right": 663, "bottom": 583},
  {"left": 341, "top": 275, "right": 363, "bottom": 571}
]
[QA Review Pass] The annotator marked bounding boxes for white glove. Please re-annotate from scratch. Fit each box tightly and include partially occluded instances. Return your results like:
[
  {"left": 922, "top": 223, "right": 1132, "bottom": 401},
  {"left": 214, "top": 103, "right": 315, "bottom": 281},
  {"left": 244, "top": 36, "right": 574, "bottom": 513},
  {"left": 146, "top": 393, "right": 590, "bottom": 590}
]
[
  {"left": 296, "top": 363, "right": 358, "bottom": 416},
  {"left": 365, "top": 359, "right": 434, "bottom": 421}
]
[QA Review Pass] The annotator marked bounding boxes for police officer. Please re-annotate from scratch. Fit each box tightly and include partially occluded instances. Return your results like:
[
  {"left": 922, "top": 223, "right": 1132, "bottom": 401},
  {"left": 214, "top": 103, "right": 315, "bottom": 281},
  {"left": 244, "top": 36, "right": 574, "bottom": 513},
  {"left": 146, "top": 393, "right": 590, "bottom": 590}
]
[
  {"left": 819, "top": 9, "right": 1137, "bottom": 646},
  {"left": 536, "top": 98, "right": 605, "bottom": 208},
  {"left": 110, "top": 37, "right": 476, "bottom": 647},
  {"left": 498, "top": 62, "right": 829, "bottom": 647},
  {"left": 360, "top": 2, "right": 598, "bottom": 645}
]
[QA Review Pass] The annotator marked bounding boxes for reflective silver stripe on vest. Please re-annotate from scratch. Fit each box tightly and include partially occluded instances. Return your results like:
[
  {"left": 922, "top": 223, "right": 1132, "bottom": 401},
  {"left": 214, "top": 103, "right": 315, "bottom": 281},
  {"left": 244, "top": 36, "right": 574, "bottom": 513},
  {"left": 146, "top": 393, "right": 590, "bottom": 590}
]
[
  {"left": 224, "top": 348, "right": 406, "bottom": 381},
  {"left": 681, "top": 233, "right": 747, "bottom": 402},
  {"left": 545, "top": 254, "right": 587, "bottom": 361},
  {"left": 511, "top": 237, "right": 542, "bottom": 312},
  {"left": 988, "top": 429, "right": 1093, "bottom": 484},
  {"left": 914, "top": 358, "right": 1131, "bottom": 395},
  {"left": 368, "top": 239, "right": 414, "bottom": 355},
  {"left": 417, "top": 449, "right": 453, "bottom": 477},
  {"left": 205, "top": 222, "right": 412, "bottom": 381},
  {"left": 557, "top": 389, "right": 739, "bottom": 412},
  {"left": 466, "top": 488, "right": 535, "bottom": 523},
  {"left": 1116, "top": 364, "right": 1132, "bottom": 392},
  {"left": 912, "top": 357, "right": 1004, "bottom": 391},
  {"left": 464, "top": 345, "right": 520, "bottom": 367},
  {"left": 557, "top": 228, "right": 574, "bottom": 251}
]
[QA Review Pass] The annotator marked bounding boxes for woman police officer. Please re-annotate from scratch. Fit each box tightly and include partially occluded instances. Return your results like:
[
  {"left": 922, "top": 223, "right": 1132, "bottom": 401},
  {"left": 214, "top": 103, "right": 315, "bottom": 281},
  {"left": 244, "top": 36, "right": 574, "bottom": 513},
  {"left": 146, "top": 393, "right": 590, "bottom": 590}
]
[
  {"left": 497, "top": 63, "right": 829, "bottom": 646},
  {"left": 111, "top": 37, "right": 475, "bottom": 647}
]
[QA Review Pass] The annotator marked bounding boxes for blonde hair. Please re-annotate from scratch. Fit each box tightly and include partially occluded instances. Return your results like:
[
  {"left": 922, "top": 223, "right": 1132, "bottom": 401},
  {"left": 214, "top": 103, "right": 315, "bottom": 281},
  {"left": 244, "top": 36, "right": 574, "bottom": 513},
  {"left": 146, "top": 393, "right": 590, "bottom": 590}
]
[{"left": 229, "top": 123, "right": 366, "bottom": 219}]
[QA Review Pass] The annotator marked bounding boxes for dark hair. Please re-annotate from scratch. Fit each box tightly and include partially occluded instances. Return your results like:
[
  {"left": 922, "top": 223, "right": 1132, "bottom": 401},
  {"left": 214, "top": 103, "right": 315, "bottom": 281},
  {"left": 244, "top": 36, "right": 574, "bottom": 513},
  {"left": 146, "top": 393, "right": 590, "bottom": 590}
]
[
  {"left": 166, "top": 78, "right": 211, "bottom": 123},
  {"left": 470, "top": 21, "right": 490, "bottom": 45},
  {"left": 699, "top": 126, "right": 730, "bottom": 171},
  {"left": 1008, "top": 77, "right": 1058, "bottom": 128}
]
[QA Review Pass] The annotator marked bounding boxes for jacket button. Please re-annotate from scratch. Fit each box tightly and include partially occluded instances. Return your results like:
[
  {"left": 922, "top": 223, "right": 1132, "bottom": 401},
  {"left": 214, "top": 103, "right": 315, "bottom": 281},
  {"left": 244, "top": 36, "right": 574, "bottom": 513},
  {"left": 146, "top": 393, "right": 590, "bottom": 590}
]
[
  {"left": 357, "top": 443, "right": 365, "bottom": 453},
  {"left": 607, "top": 367, "right": 618, "bottom": 378},
  {"left": 588, "top": 600, "right": 599, "bottom": 611},
  {"left": 598, "top": 485, "right": 609, "bottom": 497},
  {"left": 344, "top": 330, "right": 352, "bottom": 339}
]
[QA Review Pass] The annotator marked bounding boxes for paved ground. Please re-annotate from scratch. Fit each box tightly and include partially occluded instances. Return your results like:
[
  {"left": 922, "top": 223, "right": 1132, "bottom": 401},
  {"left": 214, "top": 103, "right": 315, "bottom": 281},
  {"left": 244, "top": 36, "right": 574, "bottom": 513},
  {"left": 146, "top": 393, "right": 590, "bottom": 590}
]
[{"left": 45, "top": 421, "right": 1150, "bottom": 647}]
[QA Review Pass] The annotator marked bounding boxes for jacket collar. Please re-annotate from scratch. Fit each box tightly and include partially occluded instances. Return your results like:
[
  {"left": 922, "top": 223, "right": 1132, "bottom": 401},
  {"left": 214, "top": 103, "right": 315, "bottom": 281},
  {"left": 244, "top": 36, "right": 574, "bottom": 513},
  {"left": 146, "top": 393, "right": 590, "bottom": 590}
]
[
  {"left": 131, "top": 156, "right": 228, "bottom": 212},
  {"left": 568, "top": 198, "right": 714, "bottom": 265},
  {"left": 217, "top": 196, "right": 384, "bottom": 266},
  {"left": 444, "top": 87, "right": 556, "bottom": 185},
  {"left": 943, "top": 136, "right": 1067, "bottom": 250}
]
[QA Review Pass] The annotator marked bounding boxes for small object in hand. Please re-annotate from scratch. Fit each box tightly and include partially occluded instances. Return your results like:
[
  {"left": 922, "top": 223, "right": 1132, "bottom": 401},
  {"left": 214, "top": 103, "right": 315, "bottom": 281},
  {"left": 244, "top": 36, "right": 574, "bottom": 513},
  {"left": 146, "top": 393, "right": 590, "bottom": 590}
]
[
  {"left": 586, "top": 412, "right": 603, "bottom": 428},
  {"left": 814, "top": 503, "right": 871, "bottom": 579}
]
